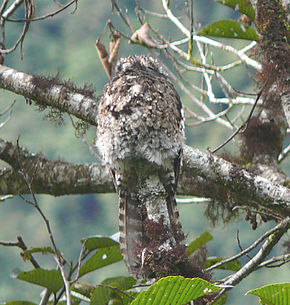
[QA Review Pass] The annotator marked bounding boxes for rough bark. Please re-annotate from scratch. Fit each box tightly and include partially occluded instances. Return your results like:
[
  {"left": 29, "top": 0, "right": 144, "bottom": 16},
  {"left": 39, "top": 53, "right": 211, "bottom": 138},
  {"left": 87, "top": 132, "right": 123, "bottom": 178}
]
[
  {"left": 0, "top": 65, "right": 99, "bottom": 126},
  {"left": 242, "top": 0, "right": 290, "bottom": 184},
  {"left": 1, "top": 139, "right": 289, "bottom": 216},
  {"left": 0, "top": 138, "right": 113, "bottom": 196}
]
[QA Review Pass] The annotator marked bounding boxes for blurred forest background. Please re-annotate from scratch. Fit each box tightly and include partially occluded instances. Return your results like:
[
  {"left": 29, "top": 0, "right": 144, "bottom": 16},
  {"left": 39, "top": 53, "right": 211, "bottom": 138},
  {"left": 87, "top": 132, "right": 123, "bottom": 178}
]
[{"left": 0, "top": 0, "right": 289, "bottom": 304}]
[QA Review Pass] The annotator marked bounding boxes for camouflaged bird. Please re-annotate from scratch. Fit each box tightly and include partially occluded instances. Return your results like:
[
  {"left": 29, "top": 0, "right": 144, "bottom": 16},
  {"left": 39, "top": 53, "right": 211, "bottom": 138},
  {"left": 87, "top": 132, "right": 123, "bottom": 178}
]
[{"left": 96, "top": 55, "right": 186, "bottom": 278}]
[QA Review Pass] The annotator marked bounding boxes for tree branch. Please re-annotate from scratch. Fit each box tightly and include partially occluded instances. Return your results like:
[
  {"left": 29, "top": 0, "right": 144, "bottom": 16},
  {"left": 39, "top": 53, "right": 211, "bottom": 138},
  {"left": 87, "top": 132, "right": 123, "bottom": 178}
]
[
  {"left": 0, "top": 138, "right": 113, "bottom": 195},
  {"left": 0, "top": 65, "right": 99, "bottom": 126},
  {"left": 211, "top": 217, "right": 290, "bottom": 303},
  {"left": 1, "top": 138, "right": 289, "bottom": 214}
]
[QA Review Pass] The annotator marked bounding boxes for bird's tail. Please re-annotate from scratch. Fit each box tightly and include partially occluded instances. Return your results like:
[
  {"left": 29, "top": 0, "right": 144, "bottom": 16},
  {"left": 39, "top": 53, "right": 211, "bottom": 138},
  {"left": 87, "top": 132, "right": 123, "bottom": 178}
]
[
  {"left": 118, "top": 193, "right": 144, "bottom": 276},
  {"left": 118, "top": 172, "right": 186, "bottom": 278}
]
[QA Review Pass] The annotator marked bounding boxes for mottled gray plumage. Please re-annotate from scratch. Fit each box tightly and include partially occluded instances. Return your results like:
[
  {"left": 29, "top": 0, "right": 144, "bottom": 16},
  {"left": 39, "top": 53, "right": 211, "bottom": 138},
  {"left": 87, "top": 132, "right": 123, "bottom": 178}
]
[{"left": 96, "top": 55, "right": 185, "bottom": 278}]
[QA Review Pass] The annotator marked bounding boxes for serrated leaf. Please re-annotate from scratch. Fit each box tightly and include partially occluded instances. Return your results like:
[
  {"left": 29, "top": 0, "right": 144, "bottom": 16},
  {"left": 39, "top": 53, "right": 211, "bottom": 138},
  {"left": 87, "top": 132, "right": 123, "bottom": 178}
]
[
  {"left": 131, "top": 276, "right": 222, "bottom": 305},
  {"left": 217, "top": 0, "right": 255, "bottom": 20},
  {"left": 246, "top": 283, "right": 290, "bottom": 305},
  {"left": 79, "top": 246, "right": 122, "bottom": 276},
  {"left": 187, "top": 232, "right": 213, "bottom": 256},
  {"left": 1, "top": 301, "right": 36, "bottom": 305},
  {"left": 81, "top": 236, "right": 119, "bottom": 251},
  {"left": 205, "top": 257, "right": 242, "bottom": 271},
  {"left": 199, "top": 20, "right": 258, "bottom": 41},
  {"left": 15, "top": 269, "right": 63, "bottom": 293}
]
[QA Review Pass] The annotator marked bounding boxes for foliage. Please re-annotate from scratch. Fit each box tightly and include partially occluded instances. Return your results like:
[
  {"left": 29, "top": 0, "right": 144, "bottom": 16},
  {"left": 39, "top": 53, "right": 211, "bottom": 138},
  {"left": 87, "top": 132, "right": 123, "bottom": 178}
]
[
  {"left": 199, "top": 19, "right": 258, "bottom": 40},
  {"left": 216, "top": 0, "right": 255, "bottom": 20},
  {"left": 0, "top": 0, "right": 289, "bottom": 304},
  {"left": 246, "top": 283, "right": 290, "bottom": 305},
  {"left": 3, "top": 232, "right": 289, "bottom": 304},
  {"left": 13, "top": 269, "right": 64, "bottom": 294}
]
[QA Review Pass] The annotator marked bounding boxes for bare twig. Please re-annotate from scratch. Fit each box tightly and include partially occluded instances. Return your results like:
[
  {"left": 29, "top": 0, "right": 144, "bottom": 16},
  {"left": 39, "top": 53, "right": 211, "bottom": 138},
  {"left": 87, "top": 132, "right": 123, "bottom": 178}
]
[
  {"left": 161, "top": 0, "right": 261, "bottom": 70},
  {"left": 211, "top": 87, "right": 263, "bottom": 153},
  {"left": 206, "top": 219, "right": 289, "bottom": 272},
  {"left": 176, "top": 197, "right": 211, "bottom": 204},
  {"left": 111, "top": 0, "right": 134, "bottom": 32},
  {"left": 16, "top": 140, "right": 71, "bottom": 305},
  {"left": 257, "top": 253, "right": 290, "bottom": 268},
  {"left": 55, "top": 257, "right": 72, "bottom": 305},
  {"left": 39, "top": 288, "right": 52, "bottom": 305},
  {"left": 236, "top": 230, "right": 252, "bottom": 260},
  {"left": 2, "top": 0, "right": 24, "bottom": 19},
  {"left": 71, "top": 243, "right": 87, "bottom": 283},
  {"left": 0, "top": 100, "right": 15, "bottom": 128},
  {"left": 3, "top": 0, "right": 78, "bottom": 22},
  {"left": 210, "top": 217, "right": 290, "bottom": 303},
  {"left": 278, "top": 145, "right": 290, "bottom": 163},
  {"left": 0, "top": 236, "right": 40, "bottom": 268}
]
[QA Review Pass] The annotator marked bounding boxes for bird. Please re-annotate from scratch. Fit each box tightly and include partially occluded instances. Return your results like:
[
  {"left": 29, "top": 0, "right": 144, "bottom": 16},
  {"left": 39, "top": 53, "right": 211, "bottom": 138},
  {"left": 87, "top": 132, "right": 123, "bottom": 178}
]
[{"left": 96, "top": 54, "right": 186, "bottom": 278}]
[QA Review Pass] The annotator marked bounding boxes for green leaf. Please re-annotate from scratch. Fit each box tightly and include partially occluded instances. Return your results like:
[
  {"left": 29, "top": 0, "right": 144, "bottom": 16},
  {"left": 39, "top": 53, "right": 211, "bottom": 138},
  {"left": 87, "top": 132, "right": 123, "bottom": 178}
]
[
  {"left": 81, "top": 236, "right": 119, "bottom": 251},
  {"left": 79, "top": 246, "right": 123, "bottom": 276},
  {"left": 131, "top": 276, "right": 222, "bottom": 305},
  {"left": 217, "top": 0, "right": 255, "bottom": 21},
  {"left": 205, "top": 257, "right": 242, "bottom": 271},
  {"left": 212, "top": 293, "right": 228, "bottom": 305},
  {"left": 199, "top": 20, "right": 258, "bottom": 41},
  {"left": 71, "top": 281, "right": 96, "bottom": 298},
  {"left": 246, "top": 283, "right": 290, "bottom": 305},
  {"left": 21, "top": 247, "right": 57, "bottom": 262},
  {"left": 187, "top": 232, "right": 213, "bottom": 256},
  {"left": 90, "top": 285, "right": 114, "bottom": 305},
  {"left": 14, "top": 268, "right": 63, "bottom": 293},
  {"left": 90, "top": 277, "right": 137, "bottom": 305},
  {"left": 1, "top": 301, "right": 36, "bottom": 305},
  {"left": 102, "top": 276, "right": 137, "bottom": 290}
]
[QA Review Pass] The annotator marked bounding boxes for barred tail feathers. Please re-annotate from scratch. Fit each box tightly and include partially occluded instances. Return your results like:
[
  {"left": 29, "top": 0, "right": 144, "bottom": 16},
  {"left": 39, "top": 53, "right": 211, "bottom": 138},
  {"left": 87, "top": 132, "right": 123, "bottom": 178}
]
[{"left": 119, "top": 194, "right": 143, "bottom": 276}]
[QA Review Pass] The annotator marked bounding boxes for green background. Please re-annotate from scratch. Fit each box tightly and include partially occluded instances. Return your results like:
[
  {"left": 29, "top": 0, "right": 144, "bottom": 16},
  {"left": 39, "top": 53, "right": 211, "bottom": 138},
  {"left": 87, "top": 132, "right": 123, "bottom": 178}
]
[{"left": 0, "top": 0, "right": 289, "bottom": 304}]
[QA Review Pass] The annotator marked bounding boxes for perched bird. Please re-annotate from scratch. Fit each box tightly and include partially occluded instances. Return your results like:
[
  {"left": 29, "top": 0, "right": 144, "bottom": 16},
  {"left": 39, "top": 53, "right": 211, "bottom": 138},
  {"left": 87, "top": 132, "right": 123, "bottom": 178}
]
[{"left": 96, "top": 55, "right": 186, "bottom": 278}]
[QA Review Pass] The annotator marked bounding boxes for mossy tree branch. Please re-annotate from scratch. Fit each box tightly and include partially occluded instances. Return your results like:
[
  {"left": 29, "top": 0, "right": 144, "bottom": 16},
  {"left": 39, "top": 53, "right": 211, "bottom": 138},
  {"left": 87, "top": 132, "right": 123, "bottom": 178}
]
[{"left": 1, "top": 138, "right": 289, "bottom": 216}]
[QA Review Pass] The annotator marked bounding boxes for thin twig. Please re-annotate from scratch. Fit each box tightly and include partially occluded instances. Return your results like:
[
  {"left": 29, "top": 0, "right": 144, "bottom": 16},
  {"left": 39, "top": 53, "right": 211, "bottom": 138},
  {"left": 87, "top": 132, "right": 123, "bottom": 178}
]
[
  {"left": 278, "top": 145, "right": 290, "bottom": 163},
  {"left": 2, "top": 0, "right": 24, "bottom": 19},
  {"left": 161, "top": 0, "right": 261, "bottom": 70},
  {"left": 0, "top": 236, "right": 40, "bottom": 269},
  {"left": 55, "top": 256, "right": 72, "bottom": 305},
  {"left": 206, "top": 218, "right": 289, "bottom": 272},
  {"left": 111, "top": 0, "right": 134, "bottom": 33},
  {"left": 16, "top": 140, "right": 71, "bottom": 305},
  {"left": 257, "top": 253, "right": 290, "bottom": 269},
  {"left": 236, "top": 230, "right": 252, "bottom": 260},
  {"left": 211, "top": 86, "right": 264, "bottom": 153},
  {"left": 0, "top": 100, "right": 15, "bottom": 128},
  {"left": 3, "top": 0, "right": 77, "bottom": 22},
  {"left": 210, "top": 217, "right": 290, "bottom": 304}
]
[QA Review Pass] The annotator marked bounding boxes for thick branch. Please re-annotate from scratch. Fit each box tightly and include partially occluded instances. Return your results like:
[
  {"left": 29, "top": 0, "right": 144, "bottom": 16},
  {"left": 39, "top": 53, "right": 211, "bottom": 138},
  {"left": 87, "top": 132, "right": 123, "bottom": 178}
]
[
  {"left": 0, "top": 138, "right": 113, "bottom": 195},
  {"left": 183, "top": 146, "right": 289, "bottom": 207},
  {"left": 1, "top": 139, "right": 289, "bottom": 213},
  {"left": 0, "top": 65, "right": 99, "bottom": 126}
]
